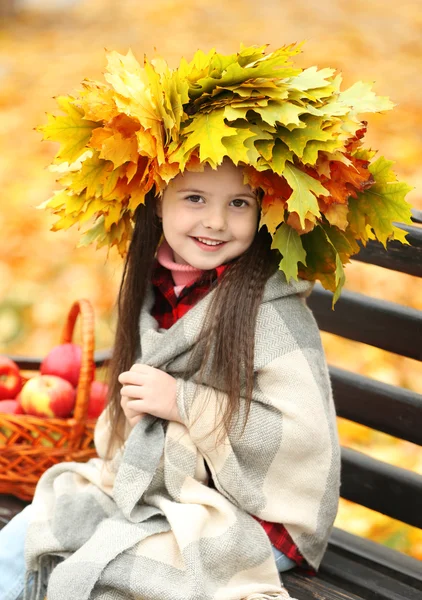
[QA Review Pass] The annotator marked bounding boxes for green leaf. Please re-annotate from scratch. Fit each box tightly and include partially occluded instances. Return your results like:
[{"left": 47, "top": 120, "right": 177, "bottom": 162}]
[
  {"left": 278, "top": 114, "right": 334, "bottom": 158},
  {"left": 78, "top": 215, "right": 106, "bottom": 247},
  {"left": 271, "top": 139, "right": 293, "bottom": 174},
  {"left": 353, "top": 156, "right": 413, "bottom": 246},
  {"left": 270, "top": 101, "right": 307, "bottom": 128},
  {"left": 283, "top": 163, "right": 328, "bottom": 225},
  {"left": 222, "top": 128, "right": 256, "bottom": 164},
  {"left": 60, "top": 153, "right": 113, "bottom": 198},
  {"left": 271, "top": 223, "right": 307, "bottom": 282},
  {"left": 299, "top": 225, "right": 345, "bottom": 306},
  {"left": 369, "top": 155, "right": 401, "bottom": 184},
  {"left": 287, "top": 66, "right": 336, "bottom": 91},
  {"left": 253, "top": 100, "right": 291, "bottom": 127},
  {"left": 338, "top": 81, "right": 395, "bottom": 113},
  {"left": 182, "top": 109, "right": 237, "bottom": 163},
  {"left": 189, "top": 44, "right": 303, "bottom": 99},
  {"left": 37, "top": 96, "right": 99, "bottom": 164},
  {"left": 232, "top": 122, "right": 273, "bottom": 163},
  {"left": 302, "top": 138, "right": 344, "bottom": 165}
]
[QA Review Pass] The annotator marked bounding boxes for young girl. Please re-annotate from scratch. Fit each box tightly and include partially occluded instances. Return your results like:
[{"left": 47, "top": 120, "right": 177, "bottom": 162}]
[{"left": 0, "top": 43, "right": 411, "bottom": 600}]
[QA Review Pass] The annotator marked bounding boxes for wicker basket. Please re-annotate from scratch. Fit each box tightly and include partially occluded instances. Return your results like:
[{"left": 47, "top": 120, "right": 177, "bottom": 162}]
[{"left": 0, "top": 299, "right": 100, "bottom": 500}]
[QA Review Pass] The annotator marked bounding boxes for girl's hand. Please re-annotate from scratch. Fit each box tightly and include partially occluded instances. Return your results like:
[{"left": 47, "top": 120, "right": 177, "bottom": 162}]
[{"left": 118, "top": 364, "right": 180, "bottom": 427}]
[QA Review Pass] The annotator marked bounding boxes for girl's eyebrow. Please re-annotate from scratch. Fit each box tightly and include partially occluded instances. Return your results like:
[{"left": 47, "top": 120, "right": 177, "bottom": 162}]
[{"left": 177, "top": 188, "right": 257, "bottom": 198}]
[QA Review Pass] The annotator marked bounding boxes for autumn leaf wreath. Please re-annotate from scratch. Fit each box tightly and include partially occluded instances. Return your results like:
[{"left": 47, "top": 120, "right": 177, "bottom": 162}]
[{"left": 37, "top": 42, "right": 413, "bottom": 304}]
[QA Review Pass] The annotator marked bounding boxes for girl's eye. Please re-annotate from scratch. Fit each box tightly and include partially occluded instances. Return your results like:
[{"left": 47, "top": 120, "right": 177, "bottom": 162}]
[
  {"left": 186, "top": 195, "right": 204, "bottom": 203},
  {"left": 231, "top": 199, "right": 248, "bottom": 208}
]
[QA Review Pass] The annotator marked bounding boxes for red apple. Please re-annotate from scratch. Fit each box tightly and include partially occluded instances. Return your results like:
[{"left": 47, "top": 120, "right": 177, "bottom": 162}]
[
  {"left": 87, "top": 380, "right": 108, "bottom": 419},
  {"left": 40, "top": 343, "right": 84, "bottom": 387},
  {"left": 20, "top": 375, "right": 76, "bottom": 418},
  {"left": 0, "top": 356, "right": 22, "bottom": 400}
]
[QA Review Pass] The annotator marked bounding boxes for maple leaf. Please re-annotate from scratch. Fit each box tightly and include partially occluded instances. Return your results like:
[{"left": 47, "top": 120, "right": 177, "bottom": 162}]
[
  {"left": 323, "top": 203, "right": 349, "bottom": 230},
  {"left": 319, "top": 156, "right": 373, "bottom": 205},
  {"left": 271, "top": 139, "right": 294, "bottom": 174},
  {"left": 59, "top": 153, "right": 113, "bottom": 198},
  {"left": 188, "top": 43, "right": 303, "bottom": 100},
  {"left": 104, "top": 50, "right": 174, "bottom": 165},
  {"left": 272, "top": 102, "right": 307, "bottom": 129},
  {"left": 224, "top": 122, "right": 274, "bottom": 164},
  {"left": 182, "top": 109, "right": 238, "bottom": 163},
  {"left": 278, "top": 114, "right": 334, "bottom": 158},
  {"left": 298, "top": 224, "right": 355, "bottom": 304},
  {"left": 255, "top": 139, "right": 275, "bottom": 162},
  {"left": 271, "top": 222, "right": 307, "bottom": 282},
  {"left": 253, "top": 100, "right": 293, "bottom": 127},
  {"left": 283, "top": 163, "right": 328, "bottom": 226},
  {"left": 102, "top": 164, "right": 126, "bottom": 198},
  {"left": 259, "top": 195, "right": 287, "bottom": 235},
  {"left": 222, "top": 128, "right": 257, "bottom": 165},
  {"left": 302, "top": 139, "right": 344, "bottom": 165},
  {"left": 338, "top": 81, "right": 395, "bottom": 114},
  {"left": 288, "top": 66, "right": 336, "bottom": 90},
  {"left": 299, "top": 227, "right": 337, "bottom": 287},
  {"left": 349, "top": 156, "right": 413, "bottom": 246},
  {"left": 36, "top": 96, "right": 99, "bottom": 164},
  {"left": 89, "top": 128, "right": 139, "bottom": 168},
  {"left": 78, "top": 80, "right": 118, "bottom": 123},
  {"left": 286, "top": 211, "right": 317, "bottom": 234}
]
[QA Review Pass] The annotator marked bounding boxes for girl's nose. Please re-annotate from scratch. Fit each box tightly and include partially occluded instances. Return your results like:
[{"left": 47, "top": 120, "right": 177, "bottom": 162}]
[{"left": 202, "top": 207, "right": 227, "bottom": 231}]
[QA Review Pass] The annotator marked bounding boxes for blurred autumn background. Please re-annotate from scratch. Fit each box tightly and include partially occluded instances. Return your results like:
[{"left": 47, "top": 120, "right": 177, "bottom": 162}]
[{"left": 0, "top": 0, "right": 421, "bottom": 558}]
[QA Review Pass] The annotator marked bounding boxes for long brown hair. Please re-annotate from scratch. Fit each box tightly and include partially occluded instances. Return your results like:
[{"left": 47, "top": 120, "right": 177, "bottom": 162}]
[{"left": 106, "top": 188, "right": 278, "bottom": 453}]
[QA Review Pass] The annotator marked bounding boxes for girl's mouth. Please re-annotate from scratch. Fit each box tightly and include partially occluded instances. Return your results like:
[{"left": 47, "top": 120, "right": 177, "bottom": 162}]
[{"left": 191, "top": 237, "right": 227, "bottom": 251}]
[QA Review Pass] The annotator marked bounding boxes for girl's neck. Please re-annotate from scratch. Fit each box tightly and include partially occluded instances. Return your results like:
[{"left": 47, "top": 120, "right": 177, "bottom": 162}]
[{"left": 157, "top": 238, "right": 204, "bottom": 288}]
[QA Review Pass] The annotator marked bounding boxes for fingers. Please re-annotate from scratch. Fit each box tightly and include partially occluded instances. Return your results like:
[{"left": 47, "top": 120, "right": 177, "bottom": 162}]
[
  {"left": 118, "top": 364, "right": 154, "bottom": 386},
  {"left": 118, "top": 371, "right": 144, "bottom": 386},
  {"left": 120, "top": 384, "right": 145, "bottom": 399},
  {"left": 120, "top": 395, "right": 145, "bottom": 420},
  {"left": 119, "top": 365, "right": 150, "bottom": 426}
]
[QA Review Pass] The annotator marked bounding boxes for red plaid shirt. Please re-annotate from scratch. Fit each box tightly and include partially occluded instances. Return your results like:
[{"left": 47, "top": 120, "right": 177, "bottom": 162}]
[{"left": 151, "top": 259, "right": 313, "bottom": 572}]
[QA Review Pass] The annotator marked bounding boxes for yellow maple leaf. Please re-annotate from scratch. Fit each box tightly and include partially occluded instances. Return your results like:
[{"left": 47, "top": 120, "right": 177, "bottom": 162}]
[
  {"left": 324, "top": 203, "right": 349, "bottom": 231},
  {"left": 59, "top": 153, "right": 113, "bottom": 198},
  {"left": 259, "top": 196, "right": 286, "bottom": 235},
  {"left": 78, "top": 80, "right": 118, "bottom": 122},
  {"left": 36, "top": 95, "right": 99, "bottom": 164},
  {"left": 283, "top": 163, "right": 327, "bottom": 226},
  {"left": 182, "top": 109, "right": 237, "bottom": 163},
  {"left": 222, "top": 129, "right": 257, "bottom": 165}
]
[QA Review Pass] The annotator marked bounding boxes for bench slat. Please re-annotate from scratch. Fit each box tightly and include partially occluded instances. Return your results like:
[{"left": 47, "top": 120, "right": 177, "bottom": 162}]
[
  {"left": 283, "top": 570, "right": 365, "bottom": 600},
  {"left": 308, "top": 286, "right": 422, "bottom": 361},
  {"left": 320, "top": 547, "right": 422, "bottom": 600},
  {"left": 352, "top": 223, "right": 422, "bottom": 277},
  {"left": 329, "top": 528, "right": 422, "bottom": 586},
  {"left": 340, "top": 447, "right": 422, "bottom": 529},
  {"left": 330, "top": 366, "right": 422, "bottom": 445}
]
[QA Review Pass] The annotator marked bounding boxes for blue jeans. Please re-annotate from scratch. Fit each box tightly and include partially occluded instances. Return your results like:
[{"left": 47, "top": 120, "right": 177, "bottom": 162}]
[
  {"left": 0, "top": 505, "right": 296, "bottom": 600},
  {"left": 0, "top": 504, "right": 32, "bottom": 600}
]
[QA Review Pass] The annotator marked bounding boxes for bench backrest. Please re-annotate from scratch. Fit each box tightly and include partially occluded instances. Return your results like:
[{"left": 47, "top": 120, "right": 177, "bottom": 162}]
[{"left": 307, "top": 210, "right": 422, "bottom": 532}]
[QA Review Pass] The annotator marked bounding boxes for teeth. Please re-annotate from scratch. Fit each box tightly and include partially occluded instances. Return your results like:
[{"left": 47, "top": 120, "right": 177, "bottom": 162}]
[{"left": 196, "top": 237, "right": 224, "bottom": 246}]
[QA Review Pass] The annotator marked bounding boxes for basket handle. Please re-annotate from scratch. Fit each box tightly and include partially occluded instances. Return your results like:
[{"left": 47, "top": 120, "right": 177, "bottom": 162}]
[{"left": 60, "top": 299, "right": 95, "bottom": 424}]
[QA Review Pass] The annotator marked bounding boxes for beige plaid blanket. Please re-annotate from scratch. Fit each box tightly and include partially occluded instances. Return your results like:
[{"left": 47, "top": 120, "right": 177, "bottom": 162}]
[{"left": 24, "top": 272, "right": 340, "bottom": 600}]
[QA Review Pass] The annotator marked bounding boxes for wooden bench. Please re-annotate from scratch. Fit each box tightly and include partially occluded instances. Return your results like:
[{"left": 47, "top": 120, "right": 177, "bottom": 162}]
[{"left": 1, "top": 210, "right": 421, "bottom": 600}]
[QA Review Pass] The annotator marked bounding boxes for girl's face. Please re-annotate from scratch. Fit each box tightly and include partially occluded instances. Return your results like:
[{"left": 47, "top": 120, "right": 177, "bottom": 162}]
[{"left": 157, "top": 160, "right": 259, "bottom": 269}]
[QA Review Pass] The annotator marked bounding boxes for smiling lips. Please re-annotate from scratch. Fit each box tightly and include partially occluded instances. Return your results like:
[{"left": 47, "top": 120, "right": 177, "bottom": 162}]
[{"left": 192, "top": 236, "right": 228, "bottom": 251}]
